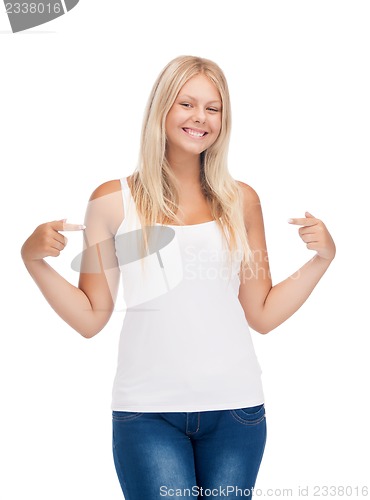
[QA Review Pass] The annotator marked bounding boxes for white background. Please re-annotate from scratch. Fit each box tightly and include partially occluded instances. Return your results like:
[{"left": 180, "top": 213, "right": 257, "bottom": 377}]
[{"left": 1, "top": 1, "right": 369, "bottom": 498}]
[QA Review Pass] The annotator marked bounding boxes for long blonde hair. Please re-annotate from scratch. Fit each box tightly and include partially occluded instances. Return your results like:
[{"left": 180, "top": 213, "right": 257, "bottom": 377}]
[{"left": 129, "top": 55, "right": 253, "bottom": 278}]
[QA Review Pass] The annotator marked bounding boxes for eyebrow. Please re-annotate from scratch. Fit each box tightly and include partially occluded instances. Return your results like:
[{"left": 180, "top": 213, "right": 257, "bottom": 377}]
[{"left": 177, "top": 94, "right": 222, "bottom": 105}]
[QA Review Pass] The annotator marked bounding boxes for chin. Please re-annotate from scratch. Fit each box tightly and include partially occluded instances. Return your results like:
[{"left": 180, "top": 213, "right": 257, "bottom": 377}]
[{"left": 182, "top": 140, "right": 210, "bottom": 155}]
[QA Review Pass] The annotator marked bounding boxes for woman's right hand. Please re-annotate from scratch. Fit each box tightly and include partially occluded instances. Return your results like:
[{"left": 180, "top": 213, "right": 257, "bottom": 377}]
[{"left": 21, "top": 219, "right": 85, "bottom": 263}]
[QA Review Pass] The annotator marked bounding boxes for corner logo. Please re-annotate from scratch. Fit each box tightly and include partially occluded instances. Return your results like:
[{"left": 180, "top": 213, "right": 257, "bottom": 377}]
[{"left": 4, "top": 0, "right": 79, "bottom": 33}]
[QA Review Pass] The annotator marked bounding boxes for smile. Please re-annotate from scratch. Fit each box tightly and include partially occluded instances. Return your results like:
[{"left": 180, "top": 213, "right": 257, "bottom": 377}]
[{"left": 182, "top": 128, "right": 208, "bottom": 138}]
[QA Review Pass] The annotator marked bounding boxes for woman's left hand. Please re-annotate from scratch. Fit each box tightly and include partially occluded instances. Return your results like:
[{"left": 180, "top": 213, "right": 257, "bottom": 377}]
[{"left": 288, "top": 211, "right": 336, "bottom": 262}]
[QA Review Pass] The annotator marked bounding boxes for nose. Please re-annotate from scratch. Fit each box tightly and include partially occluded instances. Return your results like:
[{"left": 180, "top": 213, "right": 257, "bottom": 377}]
[{"left": 193, "top": 106, "right": 206, "bottom": 124}]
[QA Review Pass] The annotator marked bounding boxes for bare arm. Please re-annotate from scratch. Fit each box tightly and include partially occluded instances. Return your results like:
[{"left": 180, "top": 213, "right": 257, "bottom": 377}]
[
  {"left": 21, "top": 180, "right": 123, "bottom": 338},
  {"left": 237, "top": 182, "right": 336, "bottom": 334}
]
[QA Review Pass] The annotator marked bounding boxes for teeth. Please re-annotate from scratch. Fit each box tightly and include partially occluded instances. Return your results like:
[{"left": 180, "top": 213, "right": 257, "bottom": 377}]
[{"left": 184, "top": 128, "right": 205, "bottom": 137}]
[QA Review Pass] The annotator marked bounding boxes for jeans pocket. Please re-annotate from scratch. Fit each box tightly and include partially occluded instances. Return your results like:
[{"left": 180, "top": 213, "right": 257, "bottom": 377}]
[
  {"left": 229, "top": 403, "right": 266, "bottom": 425},
  {"left": 112, "top": 410, "right": 144, "bottom": 422}
]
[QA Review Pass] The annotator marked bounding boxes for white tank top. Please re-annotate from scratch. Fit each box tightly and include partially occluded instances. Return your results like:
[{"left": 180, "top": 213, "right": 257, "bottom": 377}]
[{"left": 111, "top": 176, "right": 264, "bottom": 412}]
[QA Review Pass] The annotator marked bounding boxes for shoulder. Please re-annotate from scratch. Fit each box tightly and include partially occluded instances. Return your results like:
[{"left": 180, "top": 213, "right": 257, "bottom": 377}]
[
  {"left": 86, "top": 179, "right": 124, "bottom": 235},
  {"left": 236, "top": 180, "right": 261, "bottom": 209},
  {"left": 236, "top": 180, "right": 264, "bottom": 231},
  {"left": 89, "top": 179, "right": 122, "bottom": 201}
]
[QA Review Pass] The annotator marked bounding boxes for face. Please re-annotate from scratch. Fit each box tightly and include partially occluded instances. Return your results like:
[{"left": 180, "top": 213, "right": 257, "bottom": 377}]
[{"left": 165, "top": 74, "right": 222, "bottom": 160}]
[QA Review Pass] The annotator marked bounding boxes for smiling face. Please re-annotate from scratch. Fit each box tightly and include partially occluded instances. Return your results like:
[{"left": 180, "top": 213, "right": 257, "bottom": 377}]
[{"left": 165, "top": 74, "right": 222, "bottom": 162}]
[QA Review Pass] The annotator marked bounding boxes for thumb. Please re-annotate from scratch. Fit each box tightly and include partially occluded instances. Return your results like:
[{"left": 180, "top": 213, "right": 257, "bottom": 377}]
[{"left": 305, "top": 211, "right": 315, "bottom": 218}]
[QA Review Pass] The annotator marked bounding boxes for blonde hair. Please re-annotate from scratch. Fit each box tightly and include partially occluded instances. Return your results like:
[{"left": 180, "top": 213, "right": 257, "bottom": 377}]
[{"left": 129, "top": 55, "right": 253, "bottom": 279}]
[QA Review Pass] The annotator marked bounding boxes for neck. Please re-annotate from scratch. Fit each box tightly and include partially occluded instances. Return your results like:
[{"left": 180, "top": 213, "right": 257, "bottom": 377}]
[{"left": 166, "top": 150, "right": 202, "bottom": 188}]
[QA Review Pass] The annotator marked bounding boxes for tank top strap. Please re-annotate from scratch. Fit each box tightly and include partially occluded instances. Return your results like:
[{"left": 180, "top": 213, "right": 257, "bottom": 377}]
[
  {"left": 117, "top": 176, "right": 141, "bottom": 233},
  {"left": 119, "top": 176, "right": 130, "bottom": 220},
  {"left": 119, "top": 176, "right": 129, "bottom": 191}
]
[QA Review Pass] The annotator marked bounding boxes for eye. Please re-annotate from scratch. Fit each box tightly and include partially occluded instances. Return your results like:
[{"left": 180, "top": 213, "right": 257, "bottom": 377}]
[
  {"left": 207, "top": 107, "right": 219, "bottom": 112},
  {"left": 180, "top": 103, "right": 192, "bottom": 108}
]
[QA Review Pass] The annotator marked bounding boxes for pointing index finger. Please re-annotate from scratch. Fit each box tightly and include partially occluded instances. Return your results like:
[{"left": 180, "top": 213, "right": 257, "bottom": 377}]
[
  {"left": 63, "top": 222, "right": 86, "bottom": 231},
  {"left": 51, "top": 220, "right": 86, "bottom": 231},
  {"left": 288, "top": 217, "right": 317, "bottom": 226}
]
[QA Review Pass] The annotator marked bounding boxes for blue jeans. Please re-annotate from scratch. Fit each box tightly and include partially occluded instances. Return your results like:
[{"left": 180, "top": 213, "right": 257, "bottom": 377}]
[{"left": 112, "top": 404, "right": 267, "bottom": 499}]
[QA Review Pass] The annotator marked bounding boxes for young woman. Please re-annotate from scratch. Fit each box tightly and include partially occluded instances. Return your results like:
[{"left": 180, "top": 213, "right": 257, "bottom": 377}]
[{"left": 21, "top": 55, "right": 336, "bottom": 499}]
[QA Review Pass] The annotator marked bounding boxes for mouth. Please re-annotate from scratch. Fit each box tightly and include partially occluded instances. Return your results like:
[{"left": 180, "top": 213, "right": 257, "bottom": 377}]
[{"left": 182, "top": 128, "right": 208, "bottom": 139}]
